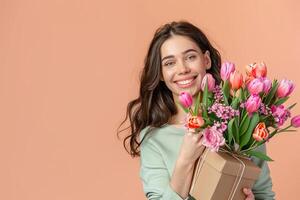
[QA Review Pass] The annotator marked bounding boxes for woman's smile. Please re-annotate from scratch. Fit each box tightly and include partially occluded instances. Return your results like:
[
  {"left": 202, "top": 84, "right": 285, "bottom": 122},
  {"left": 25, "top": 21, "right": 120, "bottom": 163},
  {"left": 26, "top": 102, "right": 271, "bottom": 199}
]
[{"left": 174, "top": 75, "right": 198, "bottom": 88}]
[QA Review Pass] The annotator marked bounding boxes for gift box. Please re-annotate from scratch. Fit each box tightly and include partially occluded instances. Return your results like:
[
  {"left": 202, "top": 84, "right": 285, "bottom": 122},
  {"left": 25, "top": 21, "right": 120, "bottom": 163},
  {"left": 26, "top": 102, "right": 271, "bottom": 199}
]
[{"left": 190, "top": 149, "right": 262, "bottom": 200}]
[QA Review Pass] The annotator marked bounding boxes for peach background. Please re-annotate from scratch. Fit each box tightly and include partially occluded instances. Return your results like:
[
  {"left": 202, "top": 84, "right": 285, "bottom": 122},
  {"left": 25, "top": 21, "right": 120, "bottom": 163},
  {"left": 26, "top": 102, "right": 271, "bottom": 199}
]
[{"left": 1, "top": 0, "right": 299, "bottom": 199}]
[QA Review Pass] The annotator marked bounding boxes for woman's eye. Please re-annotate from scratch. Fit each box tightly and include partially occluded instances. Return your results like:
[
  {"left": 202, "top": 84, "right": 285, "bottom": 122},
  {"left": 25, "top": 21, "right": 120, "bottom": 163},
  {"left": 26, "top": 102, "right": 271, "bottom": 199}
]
[
  {"left": 164, "top": 61, "right": 175, "bottom": 66},
  {"left": 187, "top": 55, "right": 196, "bottom": 60}
]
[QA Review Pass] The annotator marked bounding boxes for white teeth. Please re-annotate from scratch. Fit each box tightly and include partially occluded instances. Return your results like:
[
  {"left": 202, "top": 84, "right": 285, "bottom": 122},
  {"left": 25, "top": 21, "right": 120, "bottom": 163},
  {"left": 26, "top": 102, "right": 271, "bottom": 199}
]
[{"left": 177, "top": 78, "right": 194, "bottom": 85}]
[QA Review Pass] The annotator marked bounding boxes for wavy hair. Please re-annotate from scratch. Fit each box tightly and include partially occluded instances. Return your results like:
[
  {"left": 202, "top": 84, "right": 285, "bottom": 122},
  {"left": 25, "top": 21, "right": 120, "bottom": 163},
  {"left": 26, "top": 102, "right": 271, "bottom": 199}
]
[{"left": 118, "top": 21, "right": 222, "bottom": 157}]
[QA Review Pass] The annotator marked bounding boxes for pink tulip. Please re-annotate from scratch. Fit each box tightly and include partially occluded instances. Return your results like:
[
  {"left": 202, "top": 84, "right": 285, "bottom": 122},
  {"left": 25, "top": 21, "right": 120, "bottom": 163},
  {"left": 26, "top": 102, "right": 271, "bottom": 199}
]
[
  {"left": 291, "top": 115, "right": 300, "bottom": 128},
  {"left": 262, "top": 78, "right": 272, "bottom": 93},
  {"left": 221, "top": 62, "right": 235, "bottom": 81},
  {"left": 253, "top": 62, "right": 267, "bottom": 78},
  {"left": 247, "top": 78, "right": 264, "bottom": 95},
  {"left": 179, "top": 92, "right": 193, "bottom": 108},
  {"left": 202, "top": 126, "right": 225, "bottom": 152},
  {"left": 201, "top": 73, "right": 216, "bottom": 92},
  {"left": 276, "top": 79, "right": 295, "bottom": 98},
  {"left": 229, "top": 70, "right": 243, "bottom": 90},
  {"left": 245, "top": 95, "right": 261, "bottom": 114}
]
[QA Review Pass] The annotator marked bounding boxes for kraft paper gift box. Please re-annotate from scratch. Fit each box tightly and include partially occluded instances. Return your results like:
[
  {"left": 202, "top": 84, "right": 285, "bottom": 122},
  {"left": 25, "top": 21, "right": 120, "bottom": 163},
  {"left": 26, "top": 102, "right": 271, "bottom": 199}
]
[{"left": 190, "top": 149, "right": 262, "bottom": 200}]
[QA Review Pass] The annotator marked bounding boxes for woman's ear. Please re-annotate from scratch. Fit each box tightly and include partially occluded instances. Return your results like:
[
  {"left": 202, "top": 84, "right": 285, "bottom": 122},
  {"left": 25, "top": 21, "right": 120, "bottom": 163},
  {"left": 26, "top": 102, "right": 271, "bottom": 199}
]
[{"left": 204, "top": 50, "right": 212, "bottom": 70}]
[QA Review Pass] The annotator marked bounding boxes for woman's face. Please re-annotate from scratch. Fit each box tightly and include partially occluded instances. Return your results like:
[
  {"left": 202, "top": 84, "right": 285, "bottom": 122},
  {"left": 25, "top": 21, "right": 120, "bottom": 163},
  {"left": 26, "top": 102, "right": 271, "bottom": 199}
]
[{"left": 160, "top": 35, "right": 211, "bottom": 98}]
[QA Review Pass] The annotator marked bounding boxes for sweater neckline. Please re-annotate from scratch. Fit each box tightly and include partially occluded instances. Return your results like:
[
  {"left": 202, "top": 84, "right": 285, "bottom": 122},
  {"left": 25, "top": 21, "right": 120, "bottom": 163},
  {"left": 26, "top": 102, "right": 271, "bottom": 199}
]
[{"left": 164, "top": 124, "right": 186, "bottom": 132}]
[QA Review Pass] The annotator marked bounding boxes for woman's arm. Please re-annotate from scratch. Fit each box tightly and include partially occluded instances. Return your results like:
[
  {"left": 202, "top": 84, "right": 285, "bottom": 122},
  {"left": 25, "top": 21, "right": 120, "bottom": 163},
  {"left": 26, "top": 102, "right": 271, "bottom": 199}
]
[
  {"left": 251, "top": 143, "right": 276, "bottom": 200},
  {"left": 169, "top": 157, "right": 196, "bottom": 199},
  {"left": 140, "top": 130, "right": 205, "bottom": 200},
  {"left": 140, "top": 139, "right": 189, "bottom": 200}
]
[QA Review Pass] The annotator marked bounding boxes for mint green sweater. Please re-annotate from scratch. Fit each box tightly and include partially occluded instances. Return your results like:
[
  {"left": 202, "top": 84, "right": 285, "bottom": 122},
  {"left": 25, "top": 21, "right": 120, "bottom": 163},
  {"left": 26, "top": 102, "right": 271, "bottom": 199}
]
[{"left": 139, "top": 124, "right": 275, "bottom": 200}]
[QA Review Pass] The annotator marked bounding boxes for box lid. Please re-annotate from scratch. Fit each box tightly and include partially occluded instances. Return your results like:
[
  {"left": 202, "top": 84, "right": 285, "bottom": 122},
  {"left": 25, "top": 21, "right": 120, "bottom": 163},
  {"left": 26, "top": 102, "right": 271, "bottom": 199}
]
[{"left": 203, "top": 149, "right": 262, "bottom": 180}]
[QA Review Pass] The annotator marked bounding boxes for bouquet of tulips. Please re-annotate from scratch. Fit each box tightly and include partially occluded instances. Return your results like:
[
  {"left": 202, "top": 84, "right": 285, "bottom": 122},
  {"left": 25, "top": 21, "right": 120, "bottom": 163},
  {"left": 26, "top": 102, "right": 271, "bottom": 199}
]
[{"left": 178, "top": 61, "right": 300, "bottom": 161}]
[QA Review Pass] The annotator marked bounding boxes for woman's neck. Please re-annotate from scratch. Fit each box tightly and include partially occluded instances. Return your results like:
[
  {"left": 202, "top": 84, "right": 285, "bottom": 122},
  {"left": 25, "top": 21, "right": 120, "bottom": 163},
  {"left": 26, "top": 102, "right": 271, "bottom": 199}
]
[{"left": 169, "top": 107, "right": 187, "bottom": 125}]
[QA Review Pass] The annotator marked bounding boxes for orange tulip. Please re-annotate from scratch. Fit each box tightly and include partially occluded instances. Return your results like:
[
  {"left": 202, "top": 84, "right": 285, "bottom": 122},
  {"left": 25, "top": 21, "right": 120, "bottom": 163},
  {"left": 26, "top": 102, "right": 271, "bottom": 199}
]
[
  {"left": 245, "top": 62, "right": 267, "bottom": 78},
  {"left": 229, "top": 70, "right": 243, "bottom": 90},
  {"left": 188, "top": 115, "right": 204, "bottom": 129},
  {"left": 245, "top": 63, "right": 256, "bottom": 77},
  {"left": 252, "top": 122, "right": 269, "bottom": 141},
  {"left": 253, "top": 62, "right": 267, "bottom": 78},
  {"left": 245, "top": 75, "right": 255, "bottom": 86}
]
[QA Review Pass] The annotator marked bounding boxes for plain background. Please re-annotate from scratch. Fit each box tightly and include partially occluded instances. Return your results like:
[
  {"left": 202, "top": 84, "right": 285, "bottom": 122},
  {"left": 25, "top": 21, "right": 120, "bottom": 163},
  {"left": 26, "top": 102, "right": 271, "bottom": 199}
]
[{"left": 1, "top": 0, "right": 300, "bottom": 199}]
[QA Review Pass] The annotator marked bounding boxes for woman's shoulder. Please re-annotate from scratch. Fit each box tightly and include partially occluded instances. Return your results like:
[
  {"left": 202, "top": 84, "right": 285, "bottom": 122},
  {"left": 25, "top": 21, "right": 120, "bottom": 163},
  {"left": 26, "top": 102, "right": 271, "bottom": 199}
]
[
  {"left": 139, "top": 125, "right": 185, "bottom": 160},
  {"left": 139, "top": 124, "right": 185, "bottom": 144}
]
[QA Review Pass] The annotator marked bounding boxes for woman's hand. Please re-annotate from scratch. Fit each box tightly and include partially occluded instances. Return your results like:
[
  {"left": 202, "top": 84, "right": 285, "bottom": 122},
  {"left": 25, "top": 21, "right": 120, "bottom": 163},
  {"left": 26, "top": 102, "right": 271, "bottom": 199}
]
[
  {"left": 177, "top": 129, "right": 205, "bottom": 165},
  {"left": 243, "top": 188, "right": 255, "bottom": 200}
]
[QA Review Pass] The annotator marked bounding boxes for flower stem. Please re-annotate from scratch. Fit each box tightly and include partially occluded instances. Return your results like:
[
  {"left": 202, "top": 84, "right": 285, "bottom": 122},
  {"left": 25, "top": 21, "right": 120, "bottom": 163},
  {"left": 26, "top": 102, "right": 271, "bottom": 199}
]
[
  {"left": 224, "top": 143, "right": 232, "bottom": 151},
  {"left": 241, "top": 143, "right": 258, "bottom": 153},
  {"left": 188, "top": 107, "right": 194, "bottom": 116}
]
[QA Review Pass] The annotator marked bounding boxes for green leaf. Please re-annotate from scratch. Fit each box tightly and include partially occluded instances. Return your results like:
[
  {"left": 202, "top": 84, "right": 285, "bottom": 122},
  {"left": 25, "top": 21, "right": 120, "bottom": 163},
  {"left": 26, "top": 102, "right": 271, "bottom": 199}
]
[
  {"left": 246, "top": 150, "right": 274, "bottom": 161},
  {"left": 243, "top": 88, "right": 250, "bottom": 100},
  {"left": 240, "top": 113, "right": 250, "bottom": 136},
  {"left": 239, "top": 88, "right": 245, "bottom": 102},
  {"left": 274, "top": 97, "right": 289, "bottom": 105},
  {"left": 227, "top": 118, "right": 235, "bottom": 145},
  {"left": 202, "top": 79, "right": 209, "bottom": 107},
  {"left": 282, "top": 130, "right": 297, "bottom": 132},
  {"left": 194, "top": 92, "right": 201, "bottom": 116},
  {"left": 207, "top": 94, "right": 213, "bottom": 107},
  {"left": 233, "top": 117, "right": 239, "bottom": 144},
  {"left": 264, "top": 80, "right": 279, "bottom": 105},
  {"left": 201, "top": 103, "right": 208, "bottom": 119},
  {"left": 231, "top": 97, "right": 239, "bottom": 110},
  {"left": 240, "top": 112, "right": 259, "bottom": 149},
  {"left": 222, "top": 80, "right": 230, "bottom": 105}
]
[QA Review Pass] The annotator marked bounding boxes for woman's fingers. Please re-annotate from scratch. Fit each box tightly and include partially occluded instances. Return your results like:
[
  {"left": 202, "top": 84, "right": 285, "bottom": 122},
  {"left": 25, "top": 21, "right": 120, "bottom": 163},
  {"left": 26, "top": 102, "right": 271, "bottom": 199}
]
[{"left": 243, "top": 188, "right": 254, "bottom": 200}]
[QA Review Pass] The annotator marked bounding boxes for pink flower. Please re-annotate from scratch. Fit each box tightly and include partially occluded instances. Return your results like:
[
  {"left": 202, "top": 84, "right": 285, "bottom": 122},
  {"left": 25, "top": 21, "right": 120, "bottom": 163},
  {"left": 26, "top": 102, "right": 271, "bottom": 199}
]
[
  {"left": 221, "top": 62, "right": 235, "bottom": 81},
  {"left": 291, "top": 115, "right": 300, "bottom": 128},
  {"left": 271, "top": 105, "right": 291, "bottom": 127},
  {"left": 201, "top": 73, "right": 216, "bottom": 92},
  {"left": 277, "top": 79, "right": 295, "bottom": 98},
  {"left": 245, "top": 95, "right": 261, "bottom": 114},
  {"left": 202, "top": 126, "right": 225, "bottom": 152},
  {"left": 247, "top": 78, "right": 264, "bottom": 95},
  {"left": 229, "top": 70, "right": 243, "bottom": 90},
  {"left": 179, "top": 92, "right": 193, "bottom": 108},
  {"left": 262, "top": 78, "right": 272, "bottom": 93}
]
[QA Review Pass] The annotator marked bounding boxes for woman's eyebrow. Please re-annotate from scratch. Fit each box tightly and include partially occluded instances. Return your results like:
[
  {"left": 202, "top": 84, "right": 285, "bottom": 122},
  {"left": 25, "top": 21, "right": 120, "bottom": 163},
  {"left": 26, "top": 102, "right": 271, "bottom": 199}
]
[{"left": 161, "top": 49, "right": 198, "bottom": 62}]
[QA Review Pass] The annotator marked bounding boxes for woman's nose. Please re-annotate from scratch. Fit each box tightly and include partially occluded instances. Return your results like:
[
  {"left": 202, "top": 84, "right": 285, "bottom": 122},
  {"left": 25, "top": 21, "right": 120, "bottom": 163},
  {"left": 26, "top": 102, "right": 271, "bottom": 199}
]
[{"left": 177, "top": 60, "right": 191, "bottom": 74}]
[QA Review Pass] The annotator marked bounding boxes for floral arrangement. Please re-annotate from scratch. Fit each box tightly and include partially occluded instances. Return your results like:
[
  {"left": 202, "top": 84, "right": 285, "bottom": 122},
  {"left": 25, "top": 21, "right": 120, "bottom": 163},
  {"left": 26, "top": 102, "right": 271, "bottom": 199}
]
[{"left": 178, "top": 61, "right": 300, "bottom": 161}]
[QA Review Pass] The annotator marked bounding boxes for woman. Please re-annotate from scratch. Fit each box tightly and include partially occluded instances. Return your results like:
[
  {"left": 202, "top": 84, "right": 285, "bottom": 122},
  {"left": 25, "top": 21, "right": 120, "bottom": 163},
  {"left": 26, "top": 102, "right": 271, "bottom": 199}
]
[{"left": 119, "top": 21, "right": 275, "bottom": 200}]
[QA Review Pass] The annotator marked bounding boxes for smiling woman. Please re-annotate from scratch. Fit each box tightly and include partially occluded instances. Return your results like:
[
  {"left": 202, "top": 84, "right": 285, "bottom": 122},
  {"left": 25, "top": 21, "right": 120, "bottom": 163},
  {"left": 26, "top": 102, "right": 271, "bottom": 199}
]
[
  {"left": 160, "top": 36, "right": 211, "bottom": 98},
  {"left": 118, "top": 21, "right": 275, "bottom": 200}
]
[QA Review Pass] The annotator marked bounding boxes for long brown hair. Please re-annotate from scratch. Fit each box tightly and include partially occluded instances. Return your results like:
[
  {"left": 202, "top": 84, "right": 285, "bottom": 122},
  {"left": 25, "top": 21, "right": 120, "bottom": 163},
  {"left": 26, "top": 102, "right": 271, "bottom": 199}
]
[{"left": 118, "top": 21, "right": 222, "bottom": 157}]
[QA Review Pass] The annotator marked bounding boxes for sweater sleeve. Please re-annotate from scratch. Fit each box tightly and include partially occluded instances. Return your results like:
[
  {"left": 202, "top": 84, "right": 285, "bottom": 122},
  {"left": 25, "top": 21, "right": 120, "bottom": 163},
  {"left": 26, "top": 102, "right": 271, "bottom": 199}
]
[
  {"left": 139, "top": 132, "right": 191, "bottom": 200},
  {"left": 251, "top": 143, "right": 276, "bottom": 200}
]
